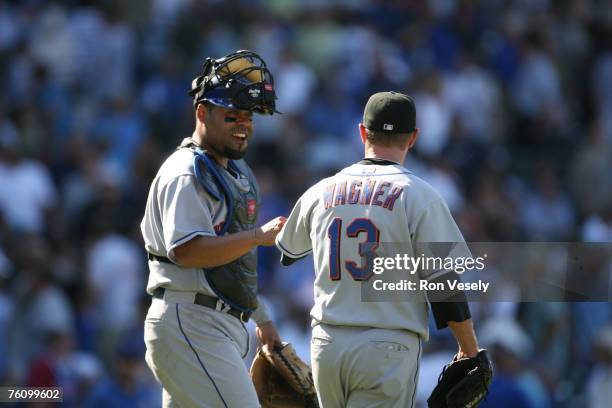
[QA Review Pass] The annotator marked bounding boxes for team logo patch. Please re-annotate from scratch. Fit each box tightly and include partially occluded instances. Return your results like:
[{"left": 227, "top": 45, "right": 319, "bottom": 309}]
[
  {"left": 214, "top": 222, "right": 225, "bottom": 235},
  {"left": 247, "top": 199, "right": 257, "bottom": 221}
]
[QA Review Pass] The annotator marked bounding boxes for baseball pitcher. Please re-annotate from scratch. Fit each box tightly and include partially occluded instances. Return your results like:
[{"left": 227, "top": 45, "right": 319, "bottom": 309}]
[{"left": 276, "top": 92, "right": 492, "bottom": 408}]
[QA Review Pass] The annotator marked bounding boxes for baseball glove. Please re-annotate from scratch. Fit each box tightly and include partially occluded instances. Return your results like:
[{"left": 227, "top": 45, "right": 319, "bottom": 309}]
[
  {"left": 428, "top": 349, "right": 493, "bottom": 408},
  {"left": 250, "top": 343, "right": 319, "bottom": 408}
]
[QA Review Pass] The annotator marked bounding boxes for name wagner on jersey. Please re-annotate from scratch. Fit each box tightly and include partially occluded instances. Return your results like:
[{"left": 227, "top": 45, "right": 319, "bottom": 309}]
[{"left": 324, "top": 179, "right": 404, "bottom": 210}]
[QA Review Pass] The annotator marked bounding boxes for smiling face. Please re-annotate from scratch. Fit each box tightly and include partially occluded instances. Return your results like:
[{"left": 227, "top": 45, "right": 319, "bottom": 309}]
[{"left": 198, "top": 103, "right": 254, "bottom": 161}]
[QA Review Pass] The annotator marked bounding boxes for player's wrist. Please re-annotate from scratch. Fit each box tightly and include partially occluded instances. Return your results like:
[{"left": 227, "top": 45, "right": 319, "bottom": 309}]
[
  {"left": 252, "top": 228, "right": 260, "bottom": 246},
  {"left": 457, "top": 347, "right": 479, "bottom": 359}
]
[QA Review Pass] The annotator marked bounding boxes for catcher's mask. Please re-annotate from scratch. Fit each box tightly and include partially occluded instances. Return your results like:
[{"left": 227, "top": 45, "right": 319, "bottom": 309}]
[{"left": 189, "top": 50, "right": 279, "bottom": 115}]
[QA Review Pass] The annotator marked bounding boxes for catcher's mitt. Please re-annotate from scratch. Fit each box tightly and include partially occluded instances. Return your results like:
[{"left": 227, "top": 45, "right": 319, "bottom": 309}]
[
  {"left": 428, "top": 349, "right": 493, "bottom": 408},
  {"left": 250, "top": 343, "right": 318, "bottom": 408}
]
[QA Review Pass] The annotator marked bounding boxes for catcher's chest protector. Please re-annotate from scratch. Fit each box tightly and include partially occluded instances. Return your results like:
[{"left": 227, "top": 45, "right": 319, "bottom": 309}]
[{"left": 186, "top": 142, "right": 261, "bottom": 312}]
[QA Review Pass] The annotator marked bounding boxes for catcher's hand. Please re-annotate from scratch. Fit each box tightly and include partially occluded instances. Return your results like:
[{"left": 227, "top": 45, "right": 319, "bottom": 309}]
[
  {"left": 250, "top": 343, "right": 319, "bottom": 408},
  {"left": 428, "top": 349, "right": 493, "bottom": 408}
]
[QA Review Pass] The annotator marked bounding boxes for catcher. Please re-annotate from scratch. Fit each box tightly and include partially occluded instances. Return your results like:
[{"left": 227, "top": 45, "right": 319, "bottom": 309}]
[{"left": 142, "top": 50, "right": 286, "bottom": 408}]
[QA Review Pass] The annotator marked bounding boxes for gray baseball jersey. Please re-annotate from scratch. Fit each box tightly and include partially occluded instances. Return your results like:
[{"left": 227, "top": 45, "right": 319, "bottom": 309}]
[
  {"left": 141, "top": 139, "right": 268, "bottom": 407},
  {"left": 141, "top": 142, "right": 267, "bottom": 320},
  {"left": 141, "top": 146, "right": 223, "bottom": 295},
  {"left": 276, "top": 160, "right": 467, "bottom": 340}
]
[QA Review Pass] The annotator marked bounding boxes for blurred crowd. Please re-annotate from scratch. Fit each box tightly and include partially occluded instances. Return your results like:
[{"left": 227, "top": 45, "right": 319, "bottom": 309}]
[{"left": 1, "top": 0, "right": 612, "bottom": 406}]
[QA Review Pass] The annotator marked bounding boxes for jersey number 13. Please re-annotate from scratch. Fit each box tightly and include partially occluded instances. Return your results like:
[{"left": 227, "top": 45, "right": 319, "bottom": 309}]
[{"left": 327, "top": 217, "right": 380, "bottom": 281}]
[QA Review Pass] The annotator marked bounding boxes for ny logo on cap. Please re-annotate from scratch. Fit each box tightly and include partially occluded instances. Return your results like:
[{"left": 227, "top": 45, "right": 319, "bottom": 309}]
[{"left": 383, "top": 124, "right": 394, "bottom": 131}]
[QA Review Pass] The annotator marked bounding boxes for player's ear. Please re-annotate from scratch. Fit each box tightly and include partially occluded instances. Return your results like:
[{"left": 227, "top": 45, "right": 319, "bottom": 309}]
[
  {"left": 195, "top": 103, "right": 207, "bottom": 123},
  {"left": 407, "top": 128, "right": 419, "bottom": 150},
  {"left": 358, "top": 123, "right": 368, "bottom": 145}
]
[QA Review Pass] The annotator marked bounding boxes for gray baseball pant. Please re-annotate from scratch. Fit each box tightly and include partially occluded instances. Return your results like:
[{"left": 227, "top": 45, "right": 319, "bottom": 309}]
[
  {"left": 144, "top": 290, "right": 260, "bottom": 408},
  {"left": 311, "top": 323, "right": 421, "bottom": 408}
]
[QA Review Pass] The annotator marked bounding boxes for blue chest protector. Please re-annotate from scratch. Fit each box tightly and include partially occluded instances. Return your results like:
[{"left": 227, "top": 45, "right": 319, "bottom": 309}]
[{"left": 185, "top": 142, "right": 261, "bottom": 313}]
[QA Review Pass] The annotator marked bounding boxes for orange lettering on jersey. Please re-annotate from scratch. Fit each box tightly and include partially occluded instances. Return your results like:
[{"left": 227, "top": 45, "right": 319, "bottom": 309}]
[
  {"left": 371, "top": 182, "right": 391, "bottom": 207},
  {"left": 383, "top": 185, "right": 404, "bottom": 210},
  {"left": 360, "top": 179, "right": 377, "bottom": 205},
  {"left": 334, "top": 181, "right": 347, "bottom": 206},
  {"left": 323, "top": 183, "right": 336, "bottom": 210},
  {"left": 347, "top": 180, "right": 362, "bottom": 204}
]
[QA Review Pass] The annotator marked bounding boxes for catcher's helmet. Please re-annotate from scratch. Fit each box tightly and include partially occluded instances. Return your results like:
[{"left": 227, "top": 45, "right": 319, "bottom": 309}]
[{"left": 189, "top": 50, "right": 279, "bottom": 115}]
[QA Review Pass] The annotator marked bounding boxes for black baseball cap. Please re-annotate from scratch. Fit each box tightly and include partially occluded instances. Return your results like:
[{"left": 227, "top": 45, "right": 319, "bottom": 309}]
[{"left": 363, "top": 91, "right": 416, "bottom": 134}]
